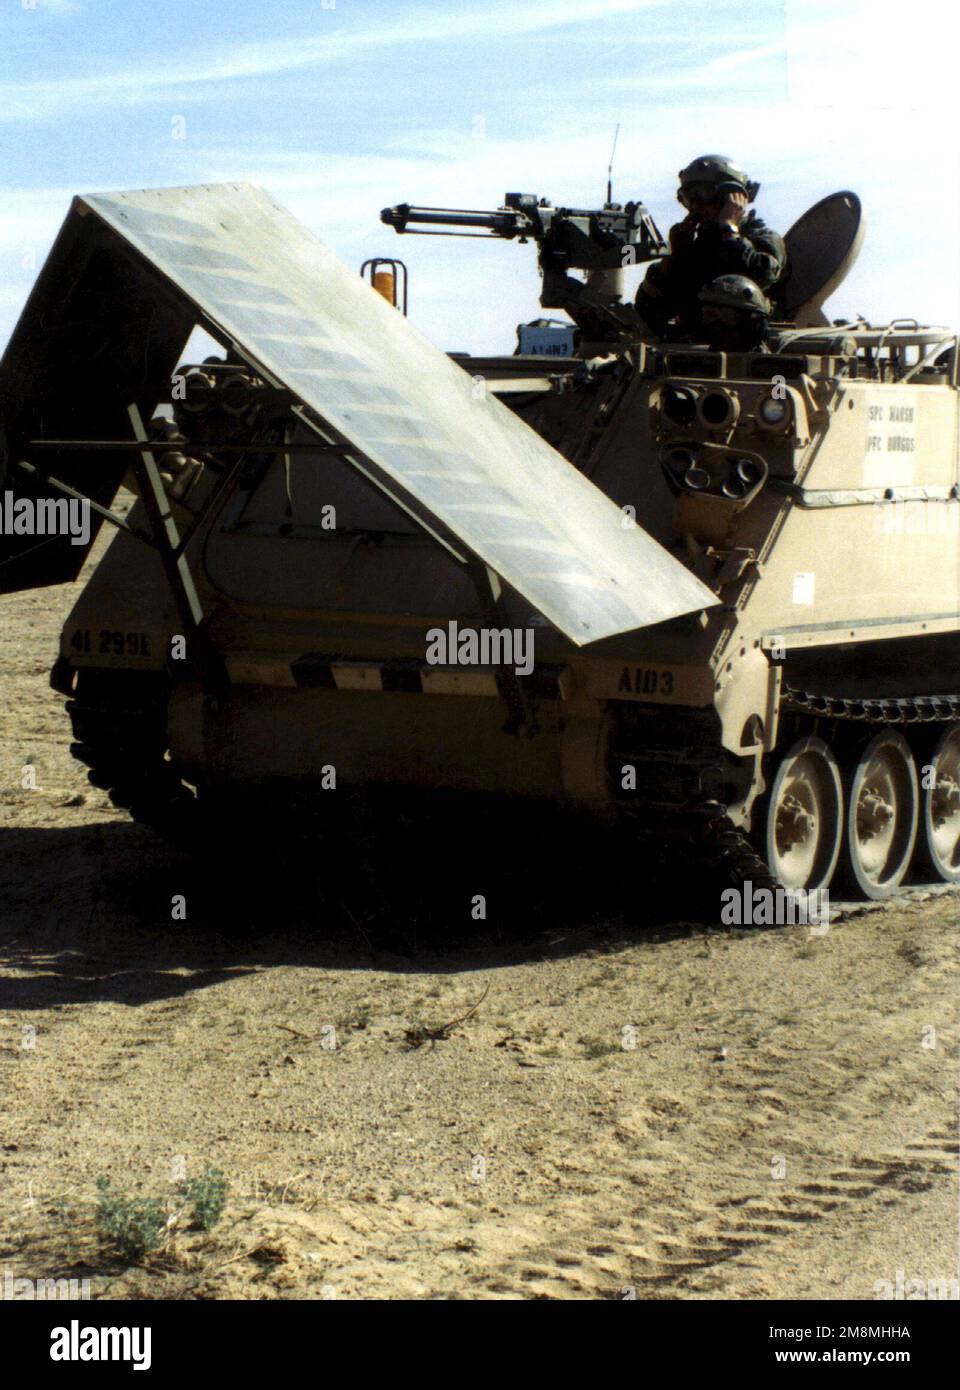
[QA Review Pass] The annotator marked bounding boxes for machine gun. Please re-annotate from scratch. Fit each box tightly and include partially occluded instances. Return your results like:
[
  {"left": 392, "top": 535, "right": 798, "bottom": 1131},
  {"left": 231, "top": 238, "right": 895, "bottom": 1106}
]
[{"left": 381, "top": 192, "right": 668, "bottom": 343}]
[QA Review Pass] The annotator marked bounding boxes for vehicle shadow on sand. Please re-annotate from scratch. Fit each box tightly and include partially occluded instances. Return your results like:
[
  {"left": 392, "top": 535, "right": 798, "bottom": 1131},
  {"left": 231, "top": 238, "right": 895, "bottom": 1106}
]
[{"left": 0, "top": 802, "right": 721, "bottom": 1010}]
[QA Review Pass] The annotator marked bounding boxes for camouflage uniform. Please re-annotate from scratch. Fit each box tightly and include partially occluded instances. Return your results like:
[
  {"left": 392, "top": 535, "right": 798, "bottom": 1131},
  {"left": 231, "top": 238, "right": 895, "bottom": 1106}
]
[{"left": 637, "top": 198, "right": 786, "bottom": 339}]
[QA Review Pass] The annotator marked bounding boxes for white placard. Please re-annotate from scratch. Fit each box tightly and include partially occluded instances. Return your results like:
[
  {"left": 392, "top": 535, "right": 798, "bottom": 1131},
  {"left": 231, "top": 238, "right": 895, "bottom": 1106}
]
[
  {"left": 863, "top": 390, "right": 918, "bottom": 488},
  {"left": 792, "top": 571, "right": 815, "bottom": 605}
]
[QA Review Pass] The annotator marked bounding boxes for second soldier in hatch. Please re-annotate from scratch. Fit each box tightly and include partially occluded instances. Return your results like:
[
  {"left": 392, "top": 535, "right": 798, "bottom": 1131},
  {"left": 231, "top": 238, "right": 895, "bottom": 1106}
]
[
  {"left": 636, "top": 154, "right": 787, "bottom": 341},
  {"left": 697, "top": 275, "right": 772, "bottom": 353}
]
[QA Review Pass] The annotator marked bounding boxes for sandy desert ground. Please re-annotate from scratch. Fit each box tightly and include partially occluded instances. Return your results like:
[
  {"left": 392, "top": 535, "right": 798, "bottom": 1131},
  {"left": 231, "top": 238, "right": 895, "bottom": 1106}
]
[{"left": 1, "top": 538, "right": 957, "bottom": 1301}]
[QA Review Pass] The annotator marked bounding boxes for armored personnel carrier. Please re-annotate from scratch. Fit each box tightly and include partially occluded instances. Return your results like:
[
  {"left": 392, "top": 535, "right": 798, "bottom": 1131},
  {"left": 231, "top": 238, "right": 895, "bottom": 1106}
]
[{"left": 1, "top": 181, "right": 957, "bottom": 901}]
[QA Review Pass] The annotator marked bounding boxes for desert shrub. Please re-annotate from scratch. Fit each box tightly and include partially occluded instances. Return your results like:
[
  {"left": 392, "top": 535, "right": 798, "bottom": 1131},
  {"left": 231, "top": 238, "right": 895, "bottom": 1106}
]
[
  {"left": 95, "top": 1177, "right": 166, "bottom": 1262},
  {"left": 177, "top": 1166, "right": 229, "bottom": 1231}
]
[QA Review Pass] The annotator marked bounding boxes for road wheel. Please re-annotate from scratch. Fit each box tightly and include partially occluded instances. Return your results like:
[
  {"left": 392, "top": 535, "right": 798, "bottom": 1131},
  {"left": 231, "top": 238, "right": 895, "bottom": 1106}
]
[
  {"left": 843, "top": 730, "right": 918, "bottom": 899},
  {"left": 764, "top": 736, "right": 843, "bottom": 891},
  {"left": 919, "top": 724, "right": 960, "bottom": 882}
]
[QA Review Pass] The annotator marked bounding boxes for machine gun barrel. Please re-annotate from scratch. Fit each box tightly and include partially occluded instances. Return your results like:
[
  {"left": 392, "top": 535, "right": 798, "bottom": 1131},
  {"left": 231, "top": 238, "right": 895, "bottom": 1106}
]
[
  {"left": 380, "top": 190, "right": 668, "bottom": 341},
  {"left": 382, "top": 193, "right": 665, "bottom": 263},
  {"left": 380, "top": 203, "right": 528, "bottom": 239}
]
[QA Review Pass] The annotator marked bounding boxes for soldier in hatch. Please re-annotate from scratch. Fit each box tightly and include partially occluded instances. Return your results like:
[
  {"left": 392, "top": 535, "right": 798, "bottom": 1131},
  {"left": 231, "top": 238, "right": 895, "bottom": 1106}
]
[
  {"left": 636, "top": 155, "right": 786, "bottom": 340},
  {"left": 697, "top": 275, "right": 772, "bottom": 352}
]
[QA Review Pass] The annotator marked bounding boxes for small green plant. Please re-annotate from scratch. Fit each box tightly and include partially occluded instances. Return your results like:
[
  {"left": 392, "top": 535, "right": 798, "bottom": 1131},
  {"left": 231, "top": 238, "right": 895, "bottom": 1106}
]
[
  {"left": 177, "top": 1166, "right": 229, "bottom": 1231},
  {"left": 95, "top": 1177, "right": 166, "bottom": 1262}
]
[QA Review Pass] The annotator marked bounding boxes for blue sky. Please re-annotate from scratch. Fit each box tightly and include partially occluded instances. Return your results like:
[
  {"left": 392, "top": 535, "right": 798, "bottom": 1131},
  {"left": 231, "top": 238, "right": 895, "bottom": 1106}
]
[{"left": 0, "top": 0, "right": 956, "bottom": 353}]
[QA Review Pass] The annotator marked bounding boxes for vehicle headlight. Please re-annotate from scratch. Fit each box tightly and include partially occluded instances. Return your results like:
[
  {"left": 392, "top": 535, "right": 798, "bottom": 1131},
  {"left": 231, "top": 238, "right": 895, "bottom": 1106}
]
[
  {"left": 661, "top": 386, "right": 699, "bottom": 427},
  {"left": 757, "top": 394, "right": 790, "bottom": 429}
]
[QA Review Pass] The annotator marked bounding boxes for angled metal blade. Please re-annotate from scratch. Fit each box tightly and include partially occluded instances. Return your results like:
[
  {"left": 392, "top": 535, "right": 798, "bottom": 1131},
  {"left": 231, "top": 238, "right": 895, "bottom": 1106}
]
[{"left": 12, "top": 182, "right": 719, "bottom": 638}]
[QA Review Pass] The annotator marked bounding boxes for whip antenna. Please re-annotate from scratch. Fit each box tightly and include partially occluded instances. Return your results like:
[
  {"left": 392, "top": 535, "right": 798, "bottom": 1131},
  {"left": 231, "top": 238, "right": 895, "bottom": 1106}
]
[{"left": 606, "top": 123, "right": 620, "bottom": 204}]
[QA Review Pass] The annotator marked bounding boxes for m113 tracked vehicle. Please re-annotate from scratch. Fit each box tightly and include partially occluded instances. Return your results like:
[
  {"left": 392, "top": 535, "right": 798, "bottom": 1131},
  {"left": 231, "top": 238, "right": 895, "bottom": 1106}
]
[{"left": 1, "top": 181, "right": 958, "bottom": 901}]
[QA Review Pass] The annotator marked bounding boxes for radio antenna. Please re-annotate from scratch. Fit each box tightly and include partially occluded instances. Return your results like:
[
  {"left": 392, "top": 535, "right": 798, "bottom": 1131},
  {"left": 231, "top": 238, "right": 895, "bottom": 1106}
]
[{"left": 606, "top": 123, "right": 620, "bottom": 204}]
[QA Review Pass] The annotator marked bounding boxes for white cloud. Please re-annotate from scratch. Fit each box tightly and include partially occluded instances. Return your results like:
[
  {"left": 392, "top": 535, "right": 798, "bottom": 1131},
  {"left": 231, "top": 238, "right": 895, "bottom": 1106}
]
[
  {"left": 0, "top": 184, "right": 79, "bottom": 258},
  {"left": 589, "top": 0, "right": 957, "bottom": 110},
  {"left": 0, "top": 0, "right": 667, "bottom": 123},
  {"left": 783, "top": 0, "right": 959, "bottom": 110}
]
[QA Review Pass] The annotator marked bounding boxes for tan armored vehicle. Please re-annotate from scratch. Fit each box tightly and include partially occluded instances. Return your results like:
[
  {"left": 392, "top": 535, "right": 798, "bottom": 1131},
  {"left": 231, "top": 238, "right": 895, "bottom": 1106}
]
[{"left": 1, "top": 182, "right": 958, "bottom": 901}]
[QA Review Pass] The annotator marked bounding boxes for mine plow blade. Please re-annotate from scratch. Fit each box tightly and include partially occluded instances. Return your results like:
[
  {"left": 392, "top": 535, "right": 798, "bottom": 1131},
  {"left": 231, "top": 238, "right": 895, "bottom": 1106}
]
[{"left": 1, "top": 182, "right": 717, "bottom": 639}]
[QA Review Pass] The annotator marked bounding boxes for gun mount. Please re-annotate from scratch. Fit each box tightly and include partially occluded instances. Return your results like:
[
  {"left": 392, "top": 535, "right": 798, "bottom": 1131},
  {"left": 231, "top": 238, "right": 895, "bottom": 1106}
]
[{"left": 381, "top": 192, "right": 667, "bottom": 343}]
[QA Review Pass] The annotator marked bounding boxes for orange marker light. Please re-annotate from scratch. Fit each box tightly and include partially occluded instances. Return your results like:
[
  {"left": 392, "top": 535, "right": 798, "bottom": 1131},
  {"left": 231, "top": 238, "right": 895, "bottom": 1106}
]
[{"left": 373, "top": 268, "right": 397, "bottom": 306}]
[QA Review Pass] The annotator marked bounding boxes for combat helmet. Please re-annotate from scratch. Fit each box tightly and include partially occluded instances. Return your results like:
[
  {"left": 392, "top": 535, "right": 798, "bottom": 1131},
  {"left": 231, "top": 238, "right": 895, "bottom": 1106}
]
[
  {"left": 697, "top": 275, "right": 771, "bottom": 351},
  {"left": 698, "top": 275, "right": 771, "bottom": 317},
  {"left": 678, "top": 155, "right": 759, "bottom": 207}
]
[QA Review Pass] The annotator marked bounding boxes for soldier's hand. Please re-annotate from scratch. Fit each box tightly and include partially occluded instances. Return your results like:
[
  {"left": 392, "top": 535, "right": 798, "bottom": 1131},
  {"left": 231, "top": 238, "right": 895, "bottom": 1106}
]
[
  {"left": 717, "top": 190, "right": 747, "bottom": 230},
  {"left": 669, "top": 214, "right": 698, "bottom": 251}
]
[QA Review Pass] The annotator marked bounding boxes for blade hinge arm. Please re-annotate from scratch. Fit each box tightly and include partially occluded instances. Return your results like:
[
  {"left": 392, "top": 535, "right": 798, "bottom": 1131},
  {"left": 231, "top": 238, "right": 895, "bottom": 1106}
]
[
  {"left": 468, "top": 560, "right": 539, "bottom": 739},
  {"left": 15, "top": 459, "right": 155, "bottom": 546},
  {"left": 126, "top": 404, "right": 227, "bottom": 701}
]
